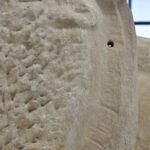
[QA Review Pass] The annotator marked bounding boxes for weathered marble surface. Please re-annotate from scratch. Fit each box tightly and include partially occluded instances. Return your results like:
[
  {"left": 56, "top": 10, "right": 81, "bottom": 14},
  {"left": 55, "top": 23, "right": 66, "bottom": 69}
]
[
  {"left": 135, "top": 37, "right": 150, "bottom": 150},
  {"left": 0, "top": 0, "right": 137, "bottom": 150}
]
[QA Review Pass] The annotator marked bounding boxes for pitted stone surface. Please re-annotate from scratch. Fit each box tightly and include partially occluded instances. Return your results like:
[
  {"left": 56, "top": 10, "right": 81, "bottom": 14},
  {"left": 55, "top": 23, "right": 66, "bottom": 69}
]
[
  {"left": 0, "top": 1, "right": 137, "bottom": 150},
  {"left": 0, "top": 1, "right": 91, "bottom": 149}
]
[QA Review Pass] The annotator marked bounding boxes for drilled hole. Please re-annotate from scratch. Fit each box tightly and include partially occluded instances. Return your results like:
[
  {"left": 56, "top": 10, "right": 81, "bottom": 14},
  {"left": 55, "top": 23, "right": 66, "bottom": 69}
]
[{"left": 107, "top": 40, "right": 114, "bottom": 48}]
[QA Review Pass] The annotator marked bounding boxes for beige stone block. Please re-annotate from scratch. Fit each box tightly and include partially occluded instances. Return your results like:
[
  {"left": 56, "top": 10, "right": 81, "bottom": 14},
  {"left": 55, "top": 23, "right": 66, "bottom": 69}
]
[
  {"left": 0, "top": 1, "right": 137, "bottom": 150},
  {"left": 135, "top": 37, "right": 150, "bottom": 150}
]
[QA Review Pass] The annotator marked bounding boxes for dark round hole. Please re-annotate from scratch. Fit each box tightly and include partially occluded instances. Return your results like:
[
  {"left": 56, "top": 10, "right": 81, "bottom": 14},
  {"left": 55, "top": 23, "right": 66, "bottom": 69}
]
[{"left": 107, "top": 40, "right": 114, "bottom": 48}]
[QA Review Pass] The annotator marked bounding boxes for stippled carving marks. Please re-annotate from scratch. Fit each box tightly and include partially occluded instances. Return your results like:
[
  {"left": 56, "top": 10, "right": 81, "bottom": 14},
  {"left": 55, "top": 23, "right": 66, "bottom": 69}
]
[{"left": 0, "top": 1, "right": 95, "bottom": 150}]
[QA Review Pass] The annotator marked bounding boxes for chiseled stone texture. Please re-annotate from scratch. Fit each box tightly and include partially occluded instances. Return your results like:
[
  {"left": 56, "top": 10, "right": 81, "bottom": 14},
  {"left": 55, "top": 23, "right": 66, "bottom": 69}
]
[
  {"left": 0, "top": 0, "right": 137, "bottom": 150},
  {"left": 135, "top": 37, "right": 150, "bottom": 150}
]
